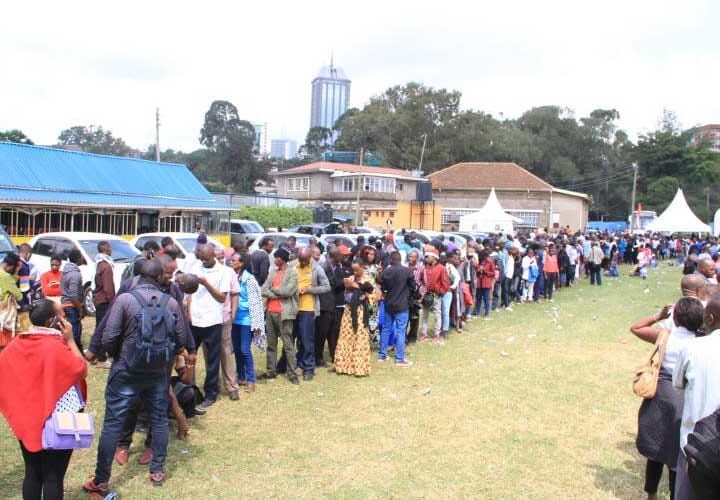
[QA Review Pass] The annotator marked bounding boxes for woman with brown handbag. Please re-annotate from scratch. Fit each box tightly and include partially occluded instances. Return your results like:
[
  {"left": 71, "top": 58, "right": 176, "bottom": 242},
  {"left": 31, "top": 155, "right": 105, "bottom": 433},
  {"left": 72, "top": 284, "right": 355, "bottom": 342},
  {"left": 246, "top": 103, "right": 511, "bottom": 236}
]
[{"left": 630, "top": 297, "right": 704, "bottom": 500}]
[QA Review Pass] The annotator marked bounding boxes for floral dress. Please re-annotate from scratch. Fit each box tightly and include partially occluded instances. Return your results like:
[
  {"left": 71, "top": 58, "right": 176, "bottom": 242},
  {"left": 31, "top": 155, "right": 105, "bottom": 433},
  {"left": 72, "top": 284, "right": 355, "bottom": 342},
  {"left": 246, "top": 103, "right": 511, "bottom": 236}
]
[{"left": 334, "top": 278, "right": 374, "bottom": 377}]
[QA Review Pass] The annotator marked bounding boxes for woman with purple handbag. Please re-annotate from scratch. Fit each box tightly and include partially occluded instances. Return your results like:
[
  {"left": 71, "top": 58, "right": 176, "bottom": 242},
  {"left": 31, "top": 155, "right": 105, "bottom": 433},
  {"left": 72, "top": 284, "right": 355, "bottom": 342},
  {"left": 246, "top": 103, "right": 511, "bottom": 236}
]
[{"left": 0, "top": 299, "right": 89, "bottom": 500}]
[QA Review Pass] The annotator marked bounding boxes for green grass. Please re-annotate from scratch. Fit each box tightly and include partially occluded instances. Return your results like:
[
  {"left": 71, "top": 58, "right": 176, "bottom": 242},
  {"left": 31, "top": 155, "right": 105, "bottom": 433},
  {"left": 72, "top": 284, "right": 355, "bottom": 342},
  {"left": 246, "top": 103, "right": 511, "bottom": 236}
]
[{"left": 0, "top": 264, "right": 681, "bottom": 499}]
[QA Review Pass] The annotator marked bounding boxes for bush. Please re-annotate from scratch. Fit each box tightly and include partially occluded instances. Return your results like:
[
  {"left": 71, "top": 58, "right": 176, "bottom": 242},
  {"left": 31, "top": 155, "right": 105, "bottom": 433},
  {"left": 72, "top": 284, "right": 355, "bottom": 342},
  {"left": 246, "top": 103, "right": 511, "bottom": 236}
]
[{"left": 233, "top": 206, "right": 312, "bottom": 230}]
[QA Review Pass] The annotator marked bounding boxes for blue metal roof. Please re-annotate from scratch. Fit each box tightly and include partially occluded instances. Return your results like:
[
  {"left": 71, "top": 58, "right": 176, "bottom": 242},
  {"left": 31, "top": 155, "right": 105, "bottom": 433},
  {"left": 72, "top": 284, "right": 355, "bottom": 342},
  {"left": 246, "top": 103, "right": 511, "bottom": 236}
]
[{"left": 0, "top": 142, "right": 230, "bottom": 211}]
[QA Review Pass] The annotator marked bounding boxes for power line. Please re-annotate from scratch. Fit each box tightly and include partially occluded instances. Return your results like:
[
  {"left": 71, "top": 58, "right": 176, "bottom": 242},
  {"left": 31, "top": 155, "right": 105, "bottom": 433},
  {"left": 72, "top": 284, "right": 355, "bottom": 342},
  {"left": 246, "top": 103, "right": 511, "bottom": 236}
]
[
  {"left": 557, "top": 169, "right": 635, "bottom": 190},
  {"left": 548, "top": 164, "right": 633, "bottom": 185}
]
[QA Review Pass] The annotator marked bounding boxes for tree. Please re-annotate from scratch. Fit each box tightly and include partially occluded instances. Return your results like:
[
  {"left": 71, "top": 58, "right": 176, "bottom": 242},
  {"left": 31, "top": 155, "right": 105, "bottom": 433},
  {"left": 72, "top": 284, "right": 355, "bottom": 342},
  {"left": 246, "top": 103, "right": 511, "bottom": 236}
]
[
  {"left": 198, "top": 100, "right": 259, "bottom": 192},
  {"left": 57, "top": 125, "right": 131, "bottom": 156},
  {"left": 303, "top": 126, "right": 333, "bottom": 158},
  {"left": 0, "top": 129, "right": 33, "bottom": 144}
]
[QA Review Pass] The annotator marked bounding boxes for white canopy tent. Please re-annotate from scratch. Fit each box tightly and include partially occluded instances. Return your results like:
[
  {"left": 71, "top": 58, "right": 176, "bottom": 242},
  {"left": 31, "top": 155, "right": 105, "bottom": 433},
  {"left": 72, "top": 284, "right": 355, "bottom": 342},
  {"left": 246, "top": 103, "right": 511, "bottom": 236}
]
[
  {"left": 459, "top": 187, "right": 522, "bottom": 233},
  {"left": 645, "top": 188, "right": 710, "bottom": 233}
]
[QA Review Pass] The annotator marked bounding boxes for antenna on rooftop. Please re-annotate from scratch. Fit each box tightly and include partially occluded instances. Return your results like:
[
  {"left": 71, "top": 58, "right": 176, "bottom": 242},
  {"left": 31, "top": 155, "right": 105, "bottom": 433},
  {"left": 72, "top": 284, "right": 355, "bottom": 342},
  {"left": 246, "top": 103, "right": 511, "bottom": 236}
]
[{"left": 155, "top": 107, "right": 161, "bottom": 162}]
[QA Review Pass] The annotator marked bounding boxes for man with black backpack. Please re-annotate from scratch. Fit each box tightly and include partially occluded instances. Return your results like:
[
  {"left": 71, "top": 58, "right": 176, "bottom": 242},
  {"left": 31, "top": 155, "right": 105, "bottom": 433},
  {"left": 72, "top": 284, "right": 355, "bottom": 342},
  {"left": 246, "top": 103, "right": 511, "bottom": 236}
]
[
  {"left": 83, "top": 259, "right": 189, "bottom": 494},
  {"left": 673, "top": 294, "right": 720, "bottom": 499}
]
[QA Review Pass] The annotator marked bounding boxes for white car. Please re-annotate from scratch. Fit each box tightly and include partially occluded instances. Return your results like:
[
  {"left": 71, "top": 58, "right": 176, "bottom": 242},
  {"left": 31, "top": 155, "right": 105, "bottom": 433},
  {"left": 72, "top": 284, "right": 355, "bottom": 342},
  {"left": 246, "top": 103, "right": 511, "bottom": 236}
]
[
  {"left": 319, "top": 234, "right": 357, "bottom": 251},
  {"left": 129, "top": 232, "right": 225, "bottom": 271},
  {"left": 29, "top": 232, "right": 140, "bottom": 315},
  {"left": 247, "top": 232, "right": 312, "bottom": 255}
]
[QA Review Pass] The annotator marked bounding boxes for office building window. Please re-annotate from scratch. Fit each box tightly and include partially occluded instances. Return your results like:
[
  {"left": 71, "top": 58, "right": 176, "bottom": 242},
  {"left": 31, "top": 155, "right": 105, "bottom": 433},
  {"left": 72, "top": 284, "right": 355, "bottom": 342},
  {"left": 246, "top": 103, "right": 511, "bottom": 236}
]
[
  {"left": 333, "top": 176, "right": 395, "bottom": 193},
  {"left": 287, "top": 177, "right": 309, "bottom": 192},
  {"left": 506, "top": 210, "right": 541, "bottom": 228}
]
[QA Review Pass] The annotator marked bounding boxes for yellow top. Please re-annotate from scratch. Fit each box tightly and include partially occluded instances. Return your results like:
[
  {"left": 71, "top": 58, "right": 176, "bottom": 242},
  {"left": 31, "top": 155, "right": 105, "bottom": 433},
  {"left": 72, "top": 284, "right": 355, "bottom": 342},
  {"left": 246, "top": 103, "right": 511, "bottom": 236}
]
[{"left": 296, "top": 264, "right": 314, "bottom": 312}]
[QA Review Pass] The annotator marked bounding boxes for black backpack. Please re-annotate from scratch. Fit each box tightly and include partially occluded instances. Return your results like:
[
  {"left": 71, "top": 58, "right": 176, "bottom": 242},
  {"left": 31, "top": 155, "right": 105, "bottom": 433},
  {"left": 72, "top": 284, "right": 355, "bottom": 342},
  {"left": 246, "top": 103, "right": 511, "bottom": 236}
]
[
  {"left": 123, "top": 289, "right": 177, "bottom": 373},
  {"left": 685, "top": 407, "right": 720, "bottom": 499}
]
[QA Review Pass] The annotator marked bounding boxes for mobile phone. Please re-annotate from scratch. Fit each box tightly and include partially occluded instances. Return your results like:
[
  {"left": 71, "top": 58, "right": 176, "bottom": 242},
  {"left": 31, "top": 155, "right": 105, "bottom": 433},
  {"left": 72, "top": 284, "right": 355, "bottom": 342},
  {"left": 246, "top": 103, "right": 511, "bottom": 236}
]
[{"left": 49, "top": 316, "right": 61, "bottom": 330}]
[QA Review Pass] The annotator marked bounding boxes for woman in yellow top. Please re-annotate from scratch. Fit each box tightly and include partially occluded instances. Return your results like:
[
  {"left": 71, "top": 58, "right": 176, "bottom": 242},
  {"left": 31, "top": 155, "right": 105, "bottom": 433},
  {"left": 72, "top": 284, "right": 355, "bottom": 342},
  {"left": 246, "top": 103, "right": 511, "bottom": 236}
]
[{"left": 0, "top": 253, "right": 23, "bottom": 350}]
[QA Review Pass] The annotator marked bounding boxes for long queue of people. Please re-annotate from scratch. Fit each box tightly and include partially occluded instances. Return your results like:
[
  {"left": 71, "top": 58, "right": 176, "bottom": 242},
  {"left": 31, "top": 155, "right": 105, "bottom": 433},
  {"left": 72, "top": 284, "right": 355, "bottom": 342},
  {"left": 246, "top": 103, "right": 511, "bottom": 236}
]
[{"left": 1, "top": 227, "right": 716, "bottom": 498}]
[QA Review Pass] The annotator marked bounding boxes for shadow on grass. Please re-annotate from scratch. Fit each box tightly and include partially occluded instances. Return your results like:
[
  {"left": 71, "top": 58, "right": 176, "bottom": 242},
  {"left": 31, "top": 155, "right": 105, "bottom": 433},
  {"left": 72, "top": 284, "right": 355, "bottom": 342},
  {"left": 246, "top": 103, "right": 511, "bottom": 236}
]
[{"left": 587, "top": 434, "right": 647, "bottom": 499}]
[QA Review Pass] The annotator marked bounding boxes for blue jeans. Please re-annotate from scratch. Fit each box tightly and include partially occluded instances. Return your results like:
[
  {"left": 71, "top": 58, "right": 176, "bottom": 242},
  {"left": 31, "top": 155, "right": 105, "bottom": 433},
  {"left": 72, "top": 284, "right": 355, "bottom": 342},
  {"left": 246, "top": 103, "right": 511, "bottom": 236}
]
[
  {"left": 379, "top": 309, "right": 409, "bottom": 361},
  {"left": 231, "top": 324, "right": 255, "bottom": 383},
  {"left": 191, "top": 324, "right": 222, "bottom": 401},
  {"left": 441, "top": 291, "right": 452, "bottom": 331},
  {"left": 65, "top": 306, "right": 82, "bottom": 352},
  {"left": 94, "top": 370, "right": 169, "bottom": 483},
  {"left": 295, "top": 311, "right": 316, "bottom": 376},
  {"left": 475, "top": 287, "right": 491, "bottom": 317}
]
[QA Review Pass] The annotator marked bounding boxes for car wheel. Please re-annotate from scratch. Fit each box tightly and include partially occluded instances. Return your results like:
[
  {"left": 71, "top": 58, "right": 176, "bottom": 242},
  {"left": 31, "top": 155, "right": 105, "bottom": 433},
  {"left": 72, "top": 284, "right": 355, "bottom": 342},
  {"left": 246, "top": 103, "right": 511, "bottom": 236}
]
[{"left": 84, "top": 285, "right": 96, "bottom": 317}]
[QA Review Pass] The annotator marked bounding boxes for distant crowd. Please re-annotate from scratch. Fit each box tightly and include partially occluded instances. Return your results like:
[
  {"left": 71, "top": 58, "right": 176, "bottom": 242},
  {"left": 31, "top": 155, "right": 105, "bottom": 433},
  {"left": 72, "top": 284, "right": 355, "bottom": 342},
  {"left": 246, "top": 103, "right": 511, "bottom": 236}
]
[{"left": 1, "top": 228, "right": 720, "bottom": 497}]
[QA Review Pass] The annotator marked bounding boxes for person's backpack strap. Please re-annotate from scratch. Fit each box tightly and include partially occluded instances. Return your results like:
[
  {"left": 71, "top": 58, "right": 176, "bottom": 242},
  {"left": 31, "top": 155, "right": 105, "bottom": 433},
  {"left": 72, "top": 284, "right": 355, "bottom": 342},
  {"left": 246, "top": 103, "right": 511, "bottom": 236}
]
[{"left": 128, "top": 289, "right": 149, "bottom": 309}]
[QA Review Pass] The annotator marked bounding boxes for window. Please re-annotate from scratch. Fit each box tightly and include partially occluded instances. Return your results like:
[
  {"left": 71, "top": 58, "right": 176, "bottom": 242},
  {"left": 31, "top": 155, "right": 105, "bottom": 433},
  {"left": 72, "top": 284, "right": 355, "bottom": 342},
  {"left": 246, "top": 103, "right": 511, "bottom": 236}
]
[
  {"left": 33, "top": 238, "right": 57, "bottom": 258},
  {"left": 333, "top": 176, "right": 396, "bottom": 193},
  {"left": 53, "top": 239, "right": 76, "bottom": 259},
  {"left": 397, "top": 183, "right": 403, "bottom": 191},
  {"left": 287, "top": 177, "right": 309, "bottom": 192},
  {"left": 506, "top": 210, "right": 541, "bottom": 228}
]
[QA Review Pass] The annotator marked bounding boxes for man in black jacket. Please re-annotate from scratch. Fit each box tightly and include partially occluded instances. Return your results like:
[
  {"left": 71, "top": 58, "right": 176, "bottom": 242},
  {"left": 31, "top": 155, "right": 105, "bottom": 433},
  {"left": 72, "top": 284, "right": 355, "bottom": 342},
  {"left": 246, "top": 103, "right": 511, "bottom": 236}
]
[
  {"left": 320, "top": 246, "right": 352, "bottom": 365},
  {"left": 378, "top": 251, "right": 417, "bottom": 367},
  {"left": 84, "top": 259, "right": 189, "bottom": 493},
  {"left": 250, "top": 237, "right": 274, "bottom": 286}
]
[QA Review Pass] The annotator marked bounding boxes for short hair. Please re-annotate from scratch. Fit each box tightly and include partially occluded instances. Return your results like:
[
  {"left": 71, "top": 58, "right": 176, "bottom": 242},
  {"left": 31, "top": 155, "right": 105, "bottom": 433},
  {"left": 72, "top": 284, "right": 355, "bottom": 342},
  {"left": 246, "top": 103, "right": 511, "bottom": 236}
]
[
  {"left": 18, "top": 243, "right": 32, "bottom": 254},
  {"left": 97, "top": 240, "right": 109, "bottom": 252},
  {"left": 233, "top": 252, "right": 250, "bottom": 267},
  {"left": 260, "top": 237, "right": 273, "bottom": 249},
  {"left": 3, "top": 252, "right": 20, "bottom": 267},
  {"left": 673, "top": 297, "right": 705, "bottom": 333},
  {"left": 67, "top": 249, "right": 83, "bottom": 264},
  {"left": 180, "top": 273, "right": 200, "bottom": 294},
  {"left": 139, "top": 258, "right": 163, "bottom": 281},
  {"left": 29, "top": 299, "right": 56, "bottom": 327},
  {"left": 160, "top": 236, "right": 173, "bottom": 247},
  {"left": 390, "top": 251, "right": 401, "bottom": 264},
  {"left": 163, "top": 244, "right": 181, "bottom": 260},
  {"left": 50, "top": 254, "right": 63, "bottom": 264},
  {"left": 143, "top": 240, "right": 160, "bottom": 252}
]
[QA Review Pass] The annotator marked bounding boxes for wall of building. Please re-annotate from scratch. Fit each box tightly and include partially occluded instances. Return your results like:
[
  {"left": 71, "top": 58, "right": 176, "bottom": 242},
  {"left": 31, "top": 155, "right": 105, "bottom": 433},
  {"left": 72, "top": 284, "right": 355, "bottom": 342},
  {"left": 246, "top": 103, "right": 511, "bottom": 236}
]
[
  {"left": 434, "top": 189, "right": 552, "bottom": 226},
  {"left": 551, "top": 191, "right": 588, "bottom": 231},
  {"left": 362, "top": 201, "right": 440, "bottom": 231}
]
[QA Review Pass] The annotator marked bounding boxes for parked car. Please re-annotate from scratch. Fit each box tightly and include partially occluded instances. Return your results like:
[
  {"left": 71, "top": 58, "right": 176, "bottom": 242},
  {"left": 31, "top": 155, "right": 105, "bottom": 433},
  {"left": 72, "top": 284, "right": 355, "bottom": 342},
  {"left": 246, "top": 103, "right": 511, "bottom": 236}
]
[
  {"left": 29, "top": 232, "right": 139, "bottom": 315},
  {"left": 288, "top": 222, "right": 342, "bottom": 236},
  {"left": 247, "top": 232, "right": 311, "bottom": 254},
  {"left": 129, "top": 232, "right": 225, "bottom": 270},
  {"left": 223, "top": 219, "right": 264, "bottom": 249},
  {"left": 318, "top": 234, "right": 357, "bottom": 250},
  {"left": 0, "top": 226, "right": 16, "bottom": 262}
]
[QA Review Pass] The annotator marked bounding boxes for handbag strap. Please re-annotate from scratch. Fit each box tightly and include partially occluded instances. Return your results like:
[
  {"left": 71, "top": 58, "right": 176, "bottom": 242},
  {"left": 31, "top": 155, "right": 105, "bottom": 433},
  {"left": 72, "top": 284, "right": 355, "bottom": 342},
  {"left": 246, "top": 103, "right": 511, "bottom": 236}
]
[{"left": 648, "top": 329, "right": 670, "bottom": 365}]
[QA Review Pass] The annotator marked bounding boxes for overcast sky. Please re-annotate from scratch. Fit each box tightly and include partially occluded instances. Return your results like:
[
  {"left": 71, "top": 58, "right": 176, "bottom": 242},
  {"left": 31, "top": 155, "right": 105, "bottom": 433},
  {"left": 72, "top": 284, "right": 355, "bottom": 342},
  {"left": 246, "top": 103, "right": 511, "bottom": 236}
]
[{"left": 1, "top": 0, "right": 718, "bottom": 153}]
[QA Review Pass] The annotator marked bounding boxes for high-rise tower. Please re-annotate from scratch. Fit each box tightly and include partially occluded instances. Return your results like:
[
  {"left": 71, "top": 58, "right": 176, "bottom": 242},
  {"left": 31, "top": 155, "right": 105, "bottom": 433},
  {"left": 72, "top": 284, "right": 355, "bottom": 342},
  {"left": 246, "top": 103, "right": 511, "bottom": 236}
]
[{"left": 309, "top": 59, "right": 351, "bottom": 141}]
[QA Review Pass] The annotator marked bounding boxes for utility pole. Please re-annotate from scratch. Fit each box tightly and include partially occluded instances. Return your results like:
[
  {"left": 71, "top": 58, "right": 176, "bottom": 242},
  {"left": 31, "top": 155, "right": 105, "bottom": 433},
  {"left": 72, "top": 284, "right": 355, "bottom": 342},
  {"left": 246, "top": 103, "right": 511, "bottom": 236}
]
[
  {"left": 155, "top": 107, "right": 161, "bottom": 162},
  {"left": 418, "top": 133, "right": 427, "bottom": 172},
  {"left": 355, "top": 147, "right": 363, "bottom": 227},
  {"left": 630, "top": 162, "right": 638, "bottom": 230}
]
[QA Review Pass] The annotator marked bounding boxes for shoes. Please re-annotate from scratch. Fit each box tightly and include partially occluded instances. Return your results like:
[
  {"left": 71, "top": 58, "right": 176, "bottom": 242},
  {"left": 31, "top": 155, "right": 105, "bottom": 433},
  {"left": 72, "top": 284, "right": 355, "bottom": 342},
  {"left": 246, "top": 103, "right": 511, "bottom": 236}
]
[
  {"left": 316, "top": 360, "right": 328, "bottom": 368},
  {"left": 238, "top": 380, "right": 247, "bottom": 386},
  {"left": 395, "top": 360, "right": 413, "bottom": 367},
  {"left": 193, "top": 406, "right": 207, "bottom": 416},
  {"left": 260, "top": 372, "right": 277, "bottom": 380},
  {"left": 377, "top": 357, "right": 387, "bottom": 362},
  {"left": 114, "top": 447, "right": 129, "bottom": 466},
  {"left": 149, "top": 471, "right": 165, "bottom": 487},
  {"left": 303, "top": 373, "right": 314, "bottom": 381},
  {"left": 138, "top": 447, "right": 153, "bottom": 466},
  {"left": 289, "top": 377, "right": 300, "bottom": 385},
  {"left": 506, "top": 307, "right": 514, "bottom": 312},
  {"left": 418, "top": 336, "right": 429, "bottom": 343},
  {"left": 228, "top": 390, "right": 239, "bottom": 401},
  {"left": 484, "top": 317, "right": 491, "bottom": 321},
  {"left": 200, "top": 399, "right": 216, "bottom": 408},
  {"left": 432, "top": 337, "right": 445, "bottom": 346},
  {"left": 82, "top": 477, "right": 110, "bottom": 496},
  {"left": 245, "top": 383, "right": 255, "bottom": 393}
]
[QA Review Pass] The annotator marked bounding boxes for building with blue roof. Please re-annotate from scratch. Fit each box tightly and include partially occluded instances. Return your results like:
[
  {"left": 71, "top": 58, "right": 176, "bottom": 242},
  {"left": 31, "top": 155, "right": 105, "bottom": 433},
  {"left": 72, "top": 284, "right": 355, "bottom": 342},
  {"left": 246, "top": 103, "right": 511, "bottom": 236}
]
[{"left": 0, "top": 142, "right": 231, "bottom": 242}]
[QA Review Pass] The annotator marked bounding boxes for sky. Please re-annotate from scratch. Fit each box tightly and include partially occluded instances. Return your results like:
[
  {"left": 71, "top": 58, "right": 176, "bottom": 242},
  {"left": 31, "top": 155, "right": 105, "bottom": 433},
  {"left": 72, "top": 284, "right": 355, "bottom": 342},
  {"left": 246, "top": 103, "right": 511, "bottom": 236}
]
[{"left": 1, "top": 0, "right": 719, "bottom": 154}]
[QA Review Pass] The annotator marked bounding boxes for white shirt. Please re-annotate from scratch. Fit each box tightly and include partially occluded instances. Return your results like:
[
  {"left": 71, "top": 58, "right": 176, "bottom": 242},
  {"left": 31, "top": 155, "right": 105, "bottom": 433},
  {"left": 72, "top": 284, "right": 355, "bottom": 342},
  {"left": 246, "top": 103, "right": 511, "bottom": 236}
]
[
  {"left": 505, "top": 253, "right": 515, "bottom": 278},
  {"left": 661, "top": 324, "right": 696, "bottom": 375},
  {"left": 222, "top": 265, "right": 240, "bottom": 324},
  {"left": 190, "top": 260, "right": 231, "bottom": 328},
  {"left": 673, "top": 329, "right": 720, "bottom": 451},
  {"left": 521, "top": 256, "right": 534, "bottom": 280},
  {"left": 566, "top": 246, "right": 578, "bottom": 265}
]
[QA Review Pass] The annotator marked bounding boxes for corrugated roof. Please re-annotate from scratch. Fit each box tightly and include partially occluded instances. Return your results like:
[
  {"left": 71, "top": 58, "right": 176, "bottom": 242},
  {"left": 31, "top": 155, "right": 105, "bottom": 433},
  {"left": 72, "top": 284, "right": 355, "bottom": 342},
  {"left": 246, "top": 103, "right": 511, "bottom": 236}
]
[
  {"left": 428, "top": 162, "right": 553, "bottom": 191},
  {"left": 0, "top": 142, "right": 229, "bottom": 210},
  {"left": 273, "top": 162, "right": 422, "bottom": 179}
]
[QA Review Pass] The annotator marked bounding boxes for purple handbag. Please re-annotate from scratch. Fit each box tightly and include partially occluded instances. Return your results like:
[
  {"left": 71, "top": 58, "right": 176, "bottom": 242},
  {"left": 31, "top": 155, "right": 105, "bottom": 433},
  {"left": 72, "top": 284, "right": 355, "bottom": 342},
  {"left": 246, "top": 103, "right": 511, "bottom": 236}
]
[{"left": 42, "top": 411, "right": 95, "bottom": 450}]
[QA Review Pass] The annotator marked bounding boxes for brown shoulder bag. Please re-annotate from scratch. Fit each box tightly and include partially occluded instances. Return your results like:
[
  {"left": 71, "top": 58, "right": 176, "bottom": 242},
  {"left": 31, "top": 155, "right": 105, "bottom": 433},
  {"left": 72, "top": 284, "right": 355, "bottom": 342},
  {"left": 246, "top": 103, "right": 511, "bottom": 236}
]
[{"left": 632, "top": 328, "right": 670, "bottom": 399}]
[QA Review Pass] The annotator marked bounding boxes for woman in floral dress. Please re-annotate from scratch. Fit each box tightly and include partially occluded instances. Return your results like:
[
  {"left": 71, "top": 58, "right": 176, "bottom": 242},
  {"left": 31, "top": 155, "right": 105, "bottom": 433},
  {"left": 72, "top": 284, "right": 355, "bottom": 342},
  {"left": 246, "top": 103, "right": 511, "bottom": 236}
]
[{"left": 334, "top": 259, "right": 375, "bottom": 377}]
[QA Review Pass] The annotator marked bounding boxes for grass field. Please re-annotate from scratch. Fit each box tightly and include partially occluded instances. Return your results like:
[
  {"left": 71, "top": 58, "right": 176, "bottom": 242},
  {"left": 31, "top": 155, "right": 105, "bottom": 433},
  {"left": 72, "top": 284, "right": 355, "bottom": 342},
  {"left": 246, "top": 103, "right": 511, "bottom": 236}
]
[{"left": 0, "top": 264, "right": 681, "bottom": 499}]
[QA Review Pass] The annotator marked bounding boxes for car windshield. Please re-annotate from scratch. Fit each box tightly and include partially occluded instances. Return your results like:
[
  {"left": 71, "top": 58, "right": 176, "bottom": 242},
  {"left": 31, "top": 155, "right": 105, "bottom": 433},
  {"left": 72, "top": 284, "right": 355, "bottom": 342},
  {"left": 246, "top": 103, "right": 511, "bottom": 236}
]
[
  {"left": 241, "top": 222, "right": 263, "bottom": 233},
  {"left": 79, "top": 239, "right": 138, "bottom": 263},
  {"left": 177, "top": 237, "right": 222, "bottom": 253}
]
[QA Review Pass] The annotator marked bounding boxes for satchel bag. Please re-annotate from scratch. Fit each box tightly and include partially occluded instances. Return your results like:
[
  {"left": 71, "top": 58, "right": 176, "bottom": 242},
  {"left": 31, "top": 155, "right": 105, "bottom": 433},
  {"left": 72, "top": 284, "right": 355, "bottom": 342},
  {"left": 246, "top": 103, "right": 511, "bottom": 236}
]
[
  {"left": 632, "top": 329, "right": 669, "bottom": 399},
  {"left": 421, "top": 269, "right": 434, "bottom": 308},
  {"left": 0, "top": 294, "right": 18, "bottom": 333},
  {"left": 42, "top": 386, "right": 95, "bottom": 450}
]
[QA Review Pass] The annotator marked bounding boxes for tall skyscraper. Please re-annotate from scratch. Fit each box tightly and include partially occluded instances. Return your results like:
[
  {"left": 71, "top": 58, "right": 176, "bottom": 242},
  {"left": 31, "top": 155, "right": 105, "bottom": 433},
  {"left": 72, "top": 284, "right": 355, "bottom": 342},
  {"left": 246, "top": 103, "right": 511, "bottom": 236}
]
[
  {"left": 310, "top": 60, "right": 351, "bottom": 138},
  {"left": 271, "top": 139, "right": 298, "bottom": 160},
  {"left": 252, "top": 123, "right": 269, "bottom": 156}
]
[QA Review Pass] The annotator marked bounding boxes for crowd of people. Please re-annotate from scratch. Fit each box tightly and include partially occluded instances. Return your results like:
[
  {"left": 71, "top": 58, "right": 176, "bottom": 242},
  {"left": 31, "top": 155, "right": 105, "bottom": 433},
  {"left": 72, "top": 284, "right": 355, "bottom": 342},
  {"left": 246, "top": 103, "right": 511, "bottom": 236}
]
[{"left": 0, "top": 228, "right": 719, "bottom": 497}]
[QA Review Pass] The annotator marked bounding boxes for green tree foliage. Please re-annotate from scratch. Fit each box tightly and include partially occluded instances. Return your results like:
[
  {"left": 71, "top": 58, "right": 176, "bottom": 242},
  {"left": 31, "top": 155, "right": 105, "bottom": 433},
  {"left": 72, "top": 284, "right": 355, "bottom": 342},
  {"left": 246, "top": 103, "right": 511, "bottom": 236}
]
[
  {"left": 57, "top": 125, "right": 131, "bottom": 156},
  {"left": 302, "top": 126, "right": 333, "bottom": 158},
  {"left": 198, "top": 100, "right": 260, "bottom": 192},
  {"left": 232, "top": 206, "right": 312, "bottom": 230},
  {"left": 0, "top": 129, "right": 33, "bottom": 144}
]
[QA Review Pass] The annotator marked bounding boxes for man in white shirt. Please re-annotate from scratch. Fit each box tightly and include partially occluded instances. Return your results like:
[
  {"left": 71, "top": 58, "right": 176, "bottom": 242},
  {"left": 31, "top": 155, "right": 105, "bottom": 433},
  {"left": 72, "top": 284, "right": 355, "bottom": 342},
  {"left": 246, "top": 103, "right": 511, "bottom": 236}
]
[
  {"left": 673, "top": 295, "right": 720, "bottom": 500},
  {"left": 189, "top": 244, "right": 230, "bottom": 408}
]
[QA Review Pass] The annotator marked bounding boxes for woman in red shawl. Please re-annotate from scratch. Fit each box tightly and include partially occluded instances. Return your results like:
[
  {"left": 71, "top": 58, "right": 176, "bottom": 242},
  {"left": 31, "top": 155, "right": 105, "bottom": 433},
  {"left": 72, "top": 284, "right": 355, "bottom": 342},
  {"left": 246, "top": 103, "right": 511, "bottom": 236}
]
[{"left": 0, "top": 299, "right": 87, "bottom": 500}]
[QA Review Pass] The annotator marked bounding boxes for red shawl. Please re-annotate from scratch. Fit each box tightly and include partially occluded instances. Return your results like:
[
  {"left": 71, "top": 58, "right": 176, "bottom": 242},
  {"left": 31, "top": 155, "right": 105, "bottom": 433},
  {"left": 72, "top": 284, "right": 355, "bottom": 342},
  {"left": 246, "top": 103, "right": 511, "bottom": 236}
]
[{"left": 0, "top": 332, "right": 87, "bottom": 451}]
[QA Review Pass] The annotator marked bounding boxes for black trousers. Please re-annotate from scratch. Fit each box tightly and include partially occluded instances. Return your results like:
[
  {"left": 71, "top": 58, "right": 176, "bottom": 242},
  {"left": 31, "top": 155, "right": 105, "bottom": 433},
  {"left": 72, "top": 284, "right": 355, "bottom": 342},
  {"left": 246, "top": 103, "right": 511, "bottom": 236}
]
[
  {"left": 94, "top": 302, "right": 110, "bottom": 330},
  {"left": 314, "top": 310, "right": 337, "bottom": 364},
  {"left": 407, "top": 304, "right": 420, "bottom": 342},
  {"left": 19, "top": 441, "right": 72, "bottom": 500},
  {"left": 644, "top": 459, "right": 676, "bottom": 498}
]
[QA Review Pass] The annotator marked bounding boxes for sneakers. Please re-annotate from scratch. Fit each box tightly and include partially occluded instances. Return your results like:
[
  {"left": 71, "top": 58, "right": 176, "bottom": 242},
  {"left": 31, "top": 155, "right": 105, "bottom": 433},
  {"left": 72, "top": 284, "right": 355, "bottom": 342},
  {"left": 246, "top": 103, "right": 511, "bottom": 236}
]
[
  {"left": 113, "top": 447, "right": 129, "bottom": 466},
  {"left": 303, "top": 373, "right": 314, "bottom": 381},
  {"left": 395, "top": 360, "right": 413, "bottom": 367},
  {"left": 149, "top": 471, "right": 165, "bottom": 487},
  {"left": 505, "top": 306, "right": 514, "bottom": 312},
  {"left": 228, "top": 390, "right": 239, "bottom": 401},
  {"left": 484, "top": 316, "right": 491, "bottom": 321},
  {"left": 289, "top": 377, "right": 300, "bottom": 385},
  {"left": 200, "top": 399, "right": 216, "bottom": 408},
  {"left": 377, "top": 357, "right": 387, "bottom": 362}
]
